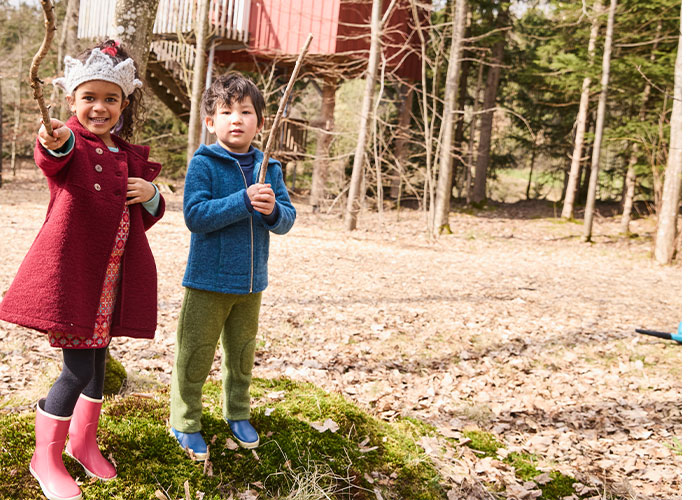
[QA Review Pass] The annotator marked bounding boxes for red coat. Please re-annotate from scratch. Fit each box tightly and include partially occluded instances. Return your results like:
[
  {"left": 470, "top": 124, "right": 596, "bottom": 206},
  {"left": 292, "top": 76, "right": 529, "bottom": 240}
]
[{"left": 0, "top": 116, "right": 165, "bottom": 339}]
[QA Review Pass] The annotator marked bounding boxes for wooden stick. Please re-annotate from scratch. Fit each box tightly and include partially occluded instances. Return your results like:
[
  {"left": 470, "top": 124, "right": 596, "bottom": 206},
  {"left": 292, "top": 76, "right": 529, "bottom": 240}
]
[
  {"left": 29, "top": 0, "right": 57, "bottom": 135},
  {"left": 258, "top": 33, "right": 313, "bottom": 184}
]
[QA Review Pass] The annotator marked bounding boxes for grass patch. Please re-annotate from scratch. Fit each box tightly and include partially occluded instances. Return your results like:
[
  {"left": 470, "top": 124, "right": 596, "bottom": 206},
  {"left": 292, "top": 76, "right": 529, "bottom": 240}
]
[{"left": 0, "top": 378, "right": 446, "bottom": 500}]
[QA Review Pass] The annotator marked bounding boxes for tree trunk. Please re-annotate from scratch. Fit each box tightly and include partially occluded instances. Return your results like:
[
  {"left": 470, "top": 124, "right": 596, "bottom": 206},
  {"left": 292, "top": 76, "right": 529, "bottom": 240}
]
[
  {"left": 11, "top": 38, "right": 23, "bottom": 175},
  {"left": 561, "top": 0, "right": 602, "bottom": 219},
  {"left": 451, "top": 6, "right": 472, "bottom": 199},
  {"left": 345, "top": 0, "right": 383, "bottom": 231},
  {"left": 583, "top": 0, "right": 617, "bottom": 242},
  {"left": 433, "top": 0, "right": 467, "bottom": 235},
  {"left": 54, "top": 0, "right": 79, "bottom": 120},
  {"left": 110, "top": 0, "right": 160, "bottom": 80},
  {"left": 464, "top": 61, "right": 484, "bottom": 203},
  {"left": 310, "top": 77, "right": 337, "bottom": 213},
  {"left": 471, "top": 8, "right": 508, "bottom": 205},
  {"left": 526, "top": 148, "right": 536, "bottom": 200},
  {"left": 187, "top": 0, "right": 211, "bottom": 162},
  {"left": 655, "top": 34, "right": 681, "bottom": 264},
  {"left": 390, "top": 84, "right": 414, "bottom": 201},
  {"left": 620, "top": 19, "right": 660, "bottom": 233}
]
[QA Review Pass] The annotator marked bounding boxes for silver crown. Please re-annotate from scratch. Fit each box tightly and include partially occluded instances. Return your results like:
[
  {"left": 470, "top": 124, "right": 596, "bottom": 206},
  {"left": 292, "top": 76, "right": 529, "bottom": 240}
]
[{"left": 53, "top": 48, "right": 143, "bottom": 96}]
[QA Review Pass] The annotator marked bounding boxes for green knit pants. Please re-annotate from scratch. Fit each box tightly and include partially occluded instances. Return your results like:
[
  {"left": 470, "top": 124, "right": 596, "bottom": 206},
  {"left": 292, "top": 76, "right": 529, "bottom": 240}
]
[{"left": 169, "top": 287, "right": 262, "bottom": 433}]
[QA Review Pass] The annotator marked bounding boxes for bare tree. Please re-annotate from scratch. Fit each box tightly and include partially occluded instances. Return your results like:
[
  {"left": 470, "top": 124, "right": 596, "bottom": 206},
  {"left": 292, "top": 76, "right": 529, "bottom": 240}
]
[
  {"left": 619, "top": 19, "right": 662, "bottom": 234},
  {"left": 390, "top": 83, "right": 414, "bottom": 202},
  {"left": 110, "top": 0, "right": 160, "bottom": 77},
  {"left": 54, "top": 0, "right": 79, "bottom": 120},
  {"left": 345, "top": 0, "right": 386, "bottom": 230},
  {"left": 655, "top": 33, "right": 681, "bottom": 265},
  {"left": 432, "top": 0, "right": 467, "bottom": 235},
  {"left": 582, "top": 0, "right": 617, "bottom": 242},
  {"left": 187, "top": 0, "right": 211, "bottom": 162},
  {"left": 561, "top": 0, "right": 602, "bottom": 219},
  {"left": 471, "top": 6, "right": 508, "bottom": 205},
  {"left": 11, "top": 37, "right": 23, "bottom": 175},
  {"left": 310, "top": 77, "right": 337, "bottom": 212}
]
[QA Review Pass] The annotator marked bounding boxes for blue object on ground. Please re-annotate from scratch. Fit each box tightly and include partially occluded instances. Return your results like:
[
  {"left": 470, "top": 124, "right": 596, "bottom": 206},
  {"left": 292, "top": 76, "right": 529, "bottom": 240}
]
[
  {"left": 226, "top": 419, "right": 260, "bottom": 449},
  {"left": 635, "top": 322, "right": 682, "bottom": 344}
]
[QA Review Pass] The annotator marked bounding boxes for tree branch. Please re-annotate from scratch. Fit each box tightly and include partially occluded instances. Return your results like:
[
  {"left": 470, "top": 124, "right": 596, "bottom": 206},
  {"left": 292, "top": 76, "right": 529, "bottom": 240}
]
[{"left": 29, "top": 0, "right": 57, "bottom": 135}]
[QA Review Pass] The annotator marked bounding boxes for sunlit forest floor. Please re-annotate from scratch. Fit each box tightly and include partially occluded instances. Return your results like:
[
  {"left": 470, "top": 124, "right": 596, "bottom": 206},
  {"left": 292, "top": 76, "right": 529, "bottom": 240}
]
[{"left": 0, "top": 162, "right": 681, "bottom": 499}]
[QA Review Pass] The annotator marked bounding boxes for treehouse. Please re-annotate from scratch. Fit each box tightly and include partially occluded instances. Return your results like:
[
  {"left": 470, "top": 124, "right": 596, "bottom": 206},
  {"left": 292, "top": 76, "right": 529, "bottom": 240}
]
[{"left": 78, "top": 0, "right": 421, "bottom": 162}]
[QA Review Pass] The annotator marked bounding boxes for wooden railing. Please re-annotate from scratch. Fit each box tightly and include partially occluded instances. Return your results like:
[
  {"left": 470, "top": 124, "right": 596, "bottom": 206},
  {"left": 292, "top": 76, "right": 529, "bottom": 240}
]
[{"left": 78, "top": 0, "right": 250, "bottom": 42}]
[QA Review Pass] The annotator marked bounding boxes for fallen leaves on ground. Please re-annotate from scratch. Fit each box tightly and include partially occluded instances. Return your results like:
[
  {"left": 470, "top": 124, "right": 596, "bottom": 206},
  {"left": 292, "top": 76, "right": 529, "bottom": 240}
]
[{"left": 0, "top": 165, "right": 681, "bottom": 499}]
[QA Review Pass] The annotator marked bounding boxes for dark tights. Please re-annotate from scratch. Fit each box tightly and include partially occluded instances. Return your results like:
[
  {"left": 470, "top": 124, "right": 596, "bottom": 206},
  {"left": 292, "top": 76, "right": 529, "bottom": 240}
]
[{"left": 44, "top": 347, "right": 108, "bottom": 417}]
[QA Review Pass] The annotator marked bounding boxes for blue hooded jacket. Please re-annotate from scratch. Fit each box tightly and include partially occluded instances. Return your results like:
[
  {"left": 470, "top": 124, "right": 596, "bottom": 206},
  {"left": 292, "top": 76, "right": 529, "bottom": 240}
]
[{"left": 181, "top": 143, "right": 296, "bottom": 294}]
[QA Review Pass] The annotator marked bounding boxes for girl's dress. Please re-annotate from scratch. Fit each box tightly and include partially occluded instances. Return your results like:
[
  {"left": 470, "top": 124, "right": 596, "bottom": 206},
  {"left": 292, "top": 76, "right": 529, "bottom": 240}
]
[{"left": 48, "top": 204, "right": 130, "bottom": 349}]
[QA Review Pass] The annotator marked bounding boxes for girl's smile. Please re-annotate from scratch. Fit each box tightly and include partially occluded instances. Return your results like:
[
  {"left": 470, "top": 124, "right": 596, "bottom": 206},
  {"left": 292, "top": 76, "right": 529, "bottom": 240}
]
[{"left": 68, "top": 80, "right": 128, "bottom": 147}]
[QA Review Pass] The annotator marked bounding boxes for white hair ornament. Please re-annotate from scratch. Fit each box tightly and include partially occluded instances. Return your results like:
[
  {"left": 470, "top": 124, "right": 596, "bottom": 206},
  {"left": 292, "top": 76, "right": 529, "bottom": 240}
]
[{"left": 53, "top": 47, "right": 143, "bottom": 96}]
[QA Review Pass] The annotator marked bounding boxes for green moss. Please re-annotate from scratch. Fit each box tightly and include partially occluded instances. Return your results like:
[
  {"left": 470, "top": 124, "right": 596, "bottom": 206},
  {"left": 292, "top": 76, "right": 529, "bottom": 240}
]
[
  {"left": 463, "top": 430, "right": 504, "bottom": 458},
  {"left": 505, "top": 453, "right": 581, "bottom": 499},
  {"left": 0, "top": 378, "right": 447, "bottom": 500},
  {"left": 104, "top": 350, "right": 127, "bottom": 396}
]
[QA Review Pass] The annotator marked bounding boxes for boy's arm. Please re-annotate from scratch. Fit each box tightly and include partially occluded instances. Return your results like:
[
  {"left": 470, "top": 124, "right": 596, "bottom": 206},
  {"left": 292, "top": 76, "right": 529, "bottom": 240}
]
[
  {"left": 254, "top": 163, "right": 296, "bottom": 235},
  {"left": 183, "top": 158, "right": 253, "bottom": 233}
]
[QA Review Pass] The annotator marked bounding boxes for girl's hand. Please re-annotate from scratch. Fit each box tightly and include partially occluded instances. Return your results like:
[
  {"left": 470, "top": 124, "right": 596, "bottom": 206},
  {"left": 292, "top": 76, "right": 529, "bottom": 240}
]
[
  {"left": 126, "top": 177, "right": 156, "bottom": 205},
  {"left": 247, "top": 183, "right": 276, "bottom": 215},
  {"left": 38, "top": 118, "right": 71, "bottom": 150}
]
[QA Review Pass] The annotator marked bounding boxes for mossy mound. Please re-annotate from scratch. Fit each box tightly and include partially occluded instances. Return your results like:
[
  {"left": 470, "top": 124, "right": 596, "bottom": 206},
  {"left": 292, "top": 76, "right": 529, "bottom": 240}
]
[
  {"left": 104, "top": 349, "right": 127, "bottom": 396},
  {"left": 0, "top": 377, "right": 447, "bottom": 499}
]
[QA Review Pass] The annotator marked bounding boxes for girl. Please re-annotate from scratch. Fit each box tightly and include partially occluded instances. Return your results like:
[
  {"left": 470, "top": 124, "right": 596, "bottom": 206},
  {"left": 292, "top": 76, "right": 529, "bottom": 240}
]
[{"left": 0, "top": 40, "right": 165, "bottom": 500}]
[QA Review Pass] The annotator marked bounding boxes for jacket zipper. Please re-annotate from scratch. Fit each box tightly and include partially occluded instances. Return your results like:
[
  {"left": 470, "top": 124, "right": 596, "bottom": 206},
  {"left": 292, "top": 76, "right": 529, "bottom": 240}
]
[{"left": 235, "top": 160, "right": 254, "bottom": 293}]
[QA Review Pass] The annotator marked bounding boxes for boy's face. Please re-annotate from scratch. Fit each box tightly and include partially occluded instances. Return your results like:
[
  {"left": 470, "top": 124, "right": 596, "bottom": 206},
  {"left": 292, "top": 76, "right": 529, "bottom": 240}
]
[{"left": 205, "top": 96, "right": 263, "bottom": 154}]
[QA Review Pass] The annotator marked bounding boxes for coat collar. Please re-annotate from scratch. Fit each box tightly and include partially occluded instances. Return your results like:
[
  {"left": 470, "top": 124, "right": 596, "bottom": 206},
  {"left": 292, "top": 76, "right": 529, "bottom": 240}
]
[{"left": 65, "top": 115, "right": 151, "bottom": 161}]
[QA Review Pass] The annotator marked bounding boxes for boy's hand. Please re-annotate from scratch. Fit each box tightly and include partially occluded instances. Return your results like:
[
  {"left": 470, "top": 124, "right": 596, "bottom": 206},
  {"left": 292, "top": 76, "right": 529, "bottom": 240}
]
[
  {"left": 247, "top": 183, "right": 276, "bottom": 215},
  {"left": 126, "top": 177, "right": 156, "bottom": 205},
  {"left": 38, "top": 118, "right": 71, "bottom": 150}
]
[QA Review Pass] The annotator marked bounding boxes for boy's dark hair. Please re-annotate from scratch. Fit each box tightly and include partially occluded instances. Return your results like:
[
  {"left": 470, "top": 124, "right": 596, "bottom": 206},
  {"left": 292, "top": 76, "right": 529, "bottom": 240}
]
[
  {"left": 201, "top": 73, "right": 266, "bottom": 126},
  {"left": 74, "top": 39, "right": 143, "bottom": 142}
]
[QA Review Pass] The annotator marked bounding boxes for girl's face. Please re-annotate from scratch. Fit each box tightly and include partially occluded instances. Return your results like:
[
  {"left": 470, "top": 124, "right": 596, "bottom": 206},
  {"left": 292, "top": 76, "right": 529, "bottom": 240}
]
[{"left": 68, "top": 80, "right": 128, "bottom": 144}]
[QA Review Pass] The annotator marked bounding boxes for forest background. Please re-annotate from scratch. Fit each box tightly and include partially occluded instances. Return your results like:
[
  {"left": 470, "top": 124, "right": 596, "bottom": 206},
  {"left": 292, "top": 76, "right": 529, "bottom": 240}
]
[{"left": 0, "top": 0, "right": 691, "bottom": 498}]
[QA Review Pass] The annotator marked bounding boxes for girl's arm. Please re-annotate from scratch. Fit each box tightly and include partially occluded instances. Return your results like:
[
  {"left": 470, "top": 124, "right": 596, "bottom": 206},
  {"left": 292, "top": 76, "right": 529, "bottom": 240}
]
[
  {"left": 34, "top": 119, "right": 75, "bottom": 176},
  {"left": 183, "top": 158, "right": 252, "bottom": 234}
]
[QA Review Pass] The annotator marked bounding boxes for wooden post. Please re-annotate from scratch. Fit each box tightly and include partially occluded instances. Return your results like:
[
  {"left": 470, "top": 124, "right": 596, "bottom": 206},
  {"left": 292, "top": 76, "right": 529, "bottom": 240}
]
[{"left": 188, "top": 0, "right": 211, "bottom": 162}]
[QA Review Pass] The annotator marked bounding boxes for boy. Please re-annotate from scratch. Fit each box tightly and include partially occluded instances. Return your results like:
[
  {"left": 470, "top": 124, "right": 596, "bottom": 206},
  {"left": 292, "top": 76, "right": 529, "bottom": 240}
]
[{"left": 169, "top": 73, "right": 296, "bottom": 460}]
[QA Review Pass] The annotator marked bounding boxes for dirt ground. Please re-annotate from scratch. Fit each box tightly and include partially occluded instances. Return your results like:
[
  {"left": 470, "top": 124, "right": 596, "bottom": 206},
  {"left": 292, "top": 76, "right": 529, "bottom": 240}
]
[{"left": 0, "top": 163, "right": 681, "bottom": 499}]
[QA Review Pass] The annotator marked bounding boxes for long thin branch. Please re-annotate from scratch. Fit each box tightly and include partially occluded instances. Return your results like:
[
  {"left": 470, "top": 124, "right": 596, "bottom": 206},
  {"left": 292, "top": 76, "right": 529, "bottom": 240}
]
[
  {"left": 29, "top": 0, "right": 57, "bottom": 135},
  {"left": 258, "top": 33, "right": 313, "bottom": 183}
]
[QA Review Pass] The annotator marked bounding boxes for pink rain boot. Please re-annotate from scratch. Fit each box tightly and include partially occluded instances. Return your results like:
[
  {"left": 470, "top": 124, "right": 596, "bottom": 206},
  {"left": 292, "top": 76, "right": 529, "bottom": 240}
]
[
  {"left": 65, "top": 394, "right": 117, "bottom": 481},
  {"left": 29, "top": 400, "right": 82, "bottom": 500}
]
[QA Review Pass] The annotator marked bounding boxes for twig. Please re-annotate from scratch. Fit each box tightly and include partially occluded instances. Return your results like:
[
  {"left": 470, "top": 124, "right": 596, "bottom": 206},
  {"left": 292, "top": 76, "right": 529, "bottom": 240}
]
[
  {"left": 258, "top": 33, "right": 313, "bottom": 183},
  {"left": 29, "top": 0, "right": 56, "bottom": 135}
]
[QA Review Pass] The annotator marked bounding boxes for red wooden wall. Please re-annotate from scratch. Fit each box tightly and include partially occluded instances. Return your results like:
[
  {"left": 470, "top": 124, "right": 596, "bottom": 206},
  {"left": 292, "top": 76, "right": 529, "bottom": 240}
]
[{"left": 219, "top": 0, "right": 421, "bottom": 81}]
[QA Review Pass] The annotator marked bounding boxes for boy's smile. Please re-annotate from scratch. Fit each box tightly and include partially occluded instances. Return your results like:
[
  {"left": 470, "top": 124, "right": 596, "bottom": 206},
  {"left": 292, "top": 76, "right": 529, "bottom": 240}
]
[
  {"left": 68, "top": 80, "right": 128, "bottom": 146},
  {"left": 206, "top": 96, "right": 263, "bottom": 154}
]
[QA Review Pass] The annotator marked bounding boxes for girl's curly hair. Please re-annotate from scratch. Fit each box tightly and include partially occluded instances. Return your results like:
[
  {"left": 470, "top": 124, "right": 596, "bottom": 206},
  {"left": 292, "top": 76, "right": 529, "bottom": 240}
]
[{"left": 74, "top": 39, "right": 144, "bottom": 142}]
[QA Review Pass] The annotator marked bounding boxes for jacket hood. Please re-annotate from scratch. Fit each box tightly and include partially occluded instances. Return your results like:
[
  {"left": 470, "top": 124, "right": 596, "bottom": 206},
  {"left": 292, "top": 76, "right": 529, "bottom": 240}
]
[{"left": 192, "top": 143, "right": 281, "bottom": 169}]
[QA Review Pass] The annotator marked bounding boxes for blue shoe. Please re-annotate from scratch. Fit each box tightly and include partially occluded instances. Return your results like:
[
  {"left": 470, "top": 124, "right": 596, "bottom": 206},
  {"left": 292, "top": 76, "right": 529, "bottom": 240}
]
[
  {"left": 226, "top": 419, "right": 259, "bottom": 449},
  {"left": 169, "top": 428, "right": 209, "bottom": 461}
]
